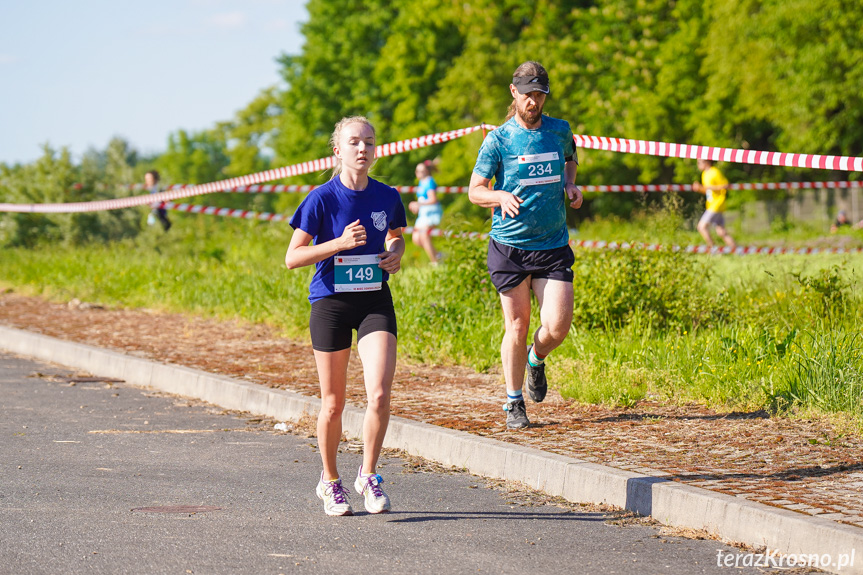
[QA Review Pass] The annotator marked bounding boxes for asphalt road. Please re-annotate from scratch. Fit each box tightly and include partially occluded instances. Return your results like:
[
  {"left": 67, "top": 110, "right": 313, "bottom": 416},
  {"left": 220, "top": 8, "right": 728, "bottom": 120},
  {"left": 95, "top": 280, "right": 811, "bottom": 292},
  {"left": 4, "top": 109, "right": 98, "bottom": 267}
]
[{"left": 0, "top": 351, "right": 783, "bottom": 575}]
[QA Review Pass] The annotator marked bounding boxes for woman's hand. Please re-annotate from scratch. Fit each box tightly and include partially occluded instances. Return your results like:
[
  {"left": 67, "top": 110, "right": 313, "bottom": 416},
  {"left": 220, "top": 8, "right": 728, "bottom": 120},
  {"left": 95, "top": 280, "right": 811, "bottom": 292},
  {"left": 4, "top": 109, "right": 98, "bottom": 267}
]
[
  {"left": 378, "top": 249, "right": 402, "bottom": 274},
  {"left": 339, "top": 219, "right": 367, "bottom": 250},
  {"left": 408, "top": 201, "right": 419, "bottom": 214}
]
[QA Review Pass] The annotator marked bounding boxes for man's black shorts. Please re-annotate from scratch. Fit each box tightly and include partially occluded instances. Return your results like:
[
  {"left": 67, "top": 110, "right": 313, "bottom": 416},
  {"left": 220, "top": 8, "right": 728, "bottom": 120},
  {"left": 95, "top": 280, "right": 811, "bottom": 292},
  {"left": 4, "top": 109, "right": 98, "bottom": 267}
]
[
  {"left": 486, "top": 238, "right": 575, "bottom": 293},
  {"left": 309, "top": 283, "right": 397, "bottom": 352}
]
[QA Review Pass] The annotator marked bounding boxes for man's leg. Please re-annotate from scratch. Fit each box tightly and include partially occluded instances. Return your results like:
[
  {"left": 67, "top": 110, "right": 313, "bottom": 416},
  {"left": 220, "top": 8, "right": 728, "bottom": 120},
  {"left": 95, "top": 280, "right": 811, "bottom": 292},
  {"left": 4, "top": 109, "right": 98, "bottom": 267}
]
[
  {"left": 499, "top": 278, "right": 532, "bottom": 394},
  {"left": 715, "top": 225, "right": 736, "bottom": 250},
  {"left": 697, "top": 220, "right": 714, "bottom": 247},
  {"left": 531, "top": 278, "right": 574, "bottom": 357},
  {"left": 499, "top": 278, "right": 533, "bottom": 428},
  {"left": 157, "top": 208, "right": 172, "bottom": 232},
  {"left": 523, "top": 278, "right": 573, "bottom": 403}
]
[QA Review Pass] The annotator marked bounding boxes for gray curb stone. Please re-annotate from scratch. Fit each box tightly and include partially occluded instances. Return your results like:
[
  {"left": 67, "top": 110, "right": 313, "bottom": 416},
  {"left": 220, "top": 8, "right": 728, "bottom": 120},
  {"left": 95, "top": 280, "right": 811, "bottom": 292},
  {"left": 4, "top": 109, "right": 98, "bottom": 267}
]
[{"left": 1, "top": 324, "right": 860, "bottom": 574}]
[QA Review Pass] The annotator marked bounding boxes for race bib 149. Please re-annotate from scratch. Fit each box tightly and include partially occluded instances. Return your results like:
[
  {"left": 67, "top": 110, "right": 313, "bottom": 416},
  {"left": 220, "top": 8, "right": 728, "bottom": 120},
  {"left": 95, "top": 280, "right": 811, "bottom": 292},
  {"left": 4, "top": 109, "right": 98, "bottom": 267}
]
[{"left": 333, "top": 254, "right": 382, "bottom": 292}]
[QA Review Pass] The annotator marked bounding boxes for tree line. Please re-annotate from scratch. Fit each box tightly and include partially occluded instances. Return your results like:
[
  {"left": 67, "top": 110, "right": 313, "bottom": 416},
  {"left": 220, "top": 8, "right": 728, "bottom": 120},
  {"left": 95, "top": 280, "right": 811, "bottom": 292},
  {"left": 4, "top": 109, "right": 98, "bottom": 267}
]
[{"left": 2, "top": 0, "right": 862, "bottom": 245}]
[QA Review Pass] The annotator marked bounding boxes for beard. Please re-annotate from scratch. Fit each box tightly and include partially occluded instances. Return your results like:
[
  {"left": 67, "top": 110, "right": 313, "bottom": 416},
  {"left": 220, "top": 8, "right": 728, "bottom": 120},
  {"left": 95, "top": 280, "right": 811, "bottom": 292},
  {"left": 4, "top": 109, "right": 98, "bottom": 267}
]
[{"left": 517, "top": 102, "right": 543, "bottom": 125}]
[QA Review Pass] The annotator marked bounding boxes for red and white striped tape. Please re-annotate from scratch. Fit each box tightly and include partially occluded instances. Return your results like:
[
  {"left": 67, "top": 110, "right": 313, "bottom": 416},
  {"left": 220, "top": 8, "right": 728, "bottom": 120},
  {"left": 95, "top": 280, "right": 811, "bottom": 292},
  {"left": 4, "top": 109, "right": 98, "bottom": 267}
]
[
  {"left": 0, "top": 125, "right": 488, "bottom": 214},
  {"left": 6, "top": 123, "right": 863, "bottom": 214},
  {"left": 163, "top": 202, "right": 857, "bottom": 256},
  {"left": 162, "top": 201, "right": 491, "bottom": 239},
  {"left": 417, "top": 228, "right": 490, "bottom": 240},
  {"left": 565, "top": 180, "right": 863, "bottom": 193},
  {"left": 167, "top": 179, "right": 863, "bottom": 195},
  {"left": 576, "top": 180, "right": 863, "bottom": 193},
  {"left": 575, "top": 135, "right": 863, "bottom": 172},
  {"left": 166, "top": 184, "right": 471, "bottom": 194},
  {"left": 557, "top": 180, "right": 863, "bottom": 193},
  {"left": 570, "top": 239, "right": 863, "bottom": 255},
  {"left": 163, "top": 202, "right": 290, "bottom": 222}
]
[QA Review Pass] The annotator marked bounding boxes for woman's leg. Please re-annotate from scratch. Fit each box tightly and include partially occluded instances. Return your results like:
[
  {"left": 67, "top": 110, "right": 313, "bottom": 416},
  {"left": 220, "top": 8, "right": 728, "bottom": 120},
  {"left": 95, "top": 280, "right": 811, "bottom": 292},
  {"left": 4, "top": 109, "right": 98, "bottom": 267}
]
[
  {"left": 413, "top": 227, "right": 437, "bottom": 262},
  {"left": 426, "top": 227, "right": 439, "bottom": 262},
  {"left": 313, "top": 348, "right": 351, "bottom": 480},
  {"left": 356, "top": 331, "right": 397, "bottom": 475}
]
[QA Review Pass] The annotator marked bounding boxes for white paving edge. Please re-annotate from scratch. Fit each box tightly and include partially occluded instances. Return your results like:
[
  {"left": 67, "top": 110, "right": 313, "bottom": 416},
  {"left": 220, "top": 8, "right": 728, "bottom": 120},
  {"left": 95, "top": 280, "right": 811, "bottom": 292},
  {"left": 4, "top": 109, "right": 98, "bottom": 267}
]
[{"left": 1, "top": 324, "right": 860, "bottom": 575}]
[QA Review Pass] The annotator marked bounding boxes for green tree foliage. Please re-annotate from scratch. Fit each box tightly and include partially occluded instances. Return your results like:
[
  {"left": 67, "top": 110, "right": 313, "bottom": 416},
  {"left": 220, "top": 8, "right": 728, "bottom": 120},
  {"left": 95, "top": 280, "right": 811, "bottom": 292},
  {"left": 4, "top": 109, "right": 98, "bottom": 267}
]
[
  {"left": 5, "top": 1, "right": 863, "bottom": 241},
  {"left": 273, "top": 0, "right": 862, "bottom": 194},
  {"left": 155, "top": 128, "right": 229, "bottom": 186},
  {"left": 0, "top": 144, "right": 140, "bottom": 247},
  {"left": 218, "top": 86, "right": 282, "bottom": 180},
  {"left": 698, "top": 0, "right": 863, "bottom": 159},
  {"left": 274, "top": 0, "right": 398, "bottom": 185},
  {"left": 214, "top": 87, "right": 284, "bottom": 213}
]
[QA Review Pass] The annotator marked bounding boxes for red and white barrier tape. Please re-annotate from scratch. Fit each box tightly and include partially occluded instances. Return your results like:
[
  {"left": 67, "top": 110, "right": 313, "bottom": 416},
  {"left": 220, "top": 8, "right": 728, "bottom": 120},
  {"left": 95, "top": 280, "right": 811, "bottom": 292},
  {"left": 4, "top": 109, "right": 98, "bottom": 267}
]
[
  {"left": 7, "top": 123, "right": 862, "bottom": 214},
  {"left": 163, "top": 202, "right": 290, "bottom": 222},
  {"left": 418, "top": 228, "right": 490, "bottom": 240},
  {"left": 574, "top": 135, "right": 863, "bottom": 172},
  {"left": 163, "top": 179, "right": 863, "bottom": 195},
  {"left": 165, "top": 184, "right": 471, "bottom": 194},
  {"left": 0, "top": 125, "right": 488, "bottom": 214},
  {"left": 162, "top": 201, "right": 491, "bottom": 239},
  {"left": 163, "top": 203, "right": 857, "bottom": 256},
  {"left": 575, "top": 180, "right": 863, "bottom": 193},
  {"left": 570, "top": 239, "right": 863, "bottom": 255}
]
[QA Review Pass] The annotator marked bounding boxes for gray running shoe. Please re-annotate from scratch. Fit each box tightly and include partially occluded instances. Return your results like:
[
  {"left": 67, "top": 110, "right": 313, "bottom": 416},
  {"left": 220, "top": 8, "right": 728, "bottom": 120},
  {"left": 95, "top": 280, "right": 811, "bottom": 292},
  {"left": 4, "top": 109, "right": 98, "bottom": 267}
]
[
  {"left": 525, "top": 345, "right": 548, "bottom": 403},
  {"left": 503, "top": 398, "right": 530, "bottom": 429}
]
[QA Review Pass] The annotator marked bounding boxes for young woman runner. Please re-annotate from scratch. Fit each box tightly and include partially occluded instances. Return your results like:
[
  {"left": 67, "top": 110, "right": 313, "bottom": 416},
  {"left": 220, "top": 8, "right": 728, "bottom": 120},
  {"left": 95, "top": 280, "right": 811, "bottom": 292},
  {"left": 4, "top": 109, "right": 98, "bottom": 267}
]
[{"left": 285, "top": 116, "right": 407, "bottom": 516}]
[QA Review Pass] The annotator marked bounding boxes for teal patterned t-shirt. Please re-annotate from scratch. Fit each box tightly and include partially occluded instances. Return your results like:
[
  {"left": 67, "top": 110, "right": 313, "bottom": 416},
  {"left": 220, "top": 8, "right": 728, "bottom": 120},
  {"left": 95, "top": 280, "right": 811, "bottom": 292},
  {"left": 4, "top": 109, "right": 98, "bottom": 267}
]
[{"left": 472, "top": 115, "right": 577, "bottom": 250}]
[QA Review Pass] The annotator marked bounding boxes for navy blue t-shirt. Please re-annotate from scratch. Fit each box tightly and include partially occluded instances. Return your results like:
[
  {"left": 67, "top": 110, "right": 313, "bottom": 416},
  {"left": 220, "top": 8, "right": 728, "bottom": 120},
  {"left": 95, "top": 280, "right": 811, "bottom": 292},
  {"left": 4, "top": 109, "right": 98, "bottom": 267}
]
[{"left": 290, "top": 176, "right": 407, "bottom": 303}]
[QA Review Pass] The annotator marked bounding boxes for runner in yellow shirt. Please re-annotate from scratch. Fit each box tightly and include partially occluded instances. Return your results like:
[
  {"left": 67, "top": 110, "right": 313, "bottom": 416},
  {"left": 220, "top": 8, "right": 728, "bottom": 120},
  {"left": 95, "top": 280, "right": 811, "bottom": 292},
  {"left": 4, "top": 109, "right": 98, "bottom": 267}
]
[{"left": 693, "top": 159, "right": 736, "bottom": 250}]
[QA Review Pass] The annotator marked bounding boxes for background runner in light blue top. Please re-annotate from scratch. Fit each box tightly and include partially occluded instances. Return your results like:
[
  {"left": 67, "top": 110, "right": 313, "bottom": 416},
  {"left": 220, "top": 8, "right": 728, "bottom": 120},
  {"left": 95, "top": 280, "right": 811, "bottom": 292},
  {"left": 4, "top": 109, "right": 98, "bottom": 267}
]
[
  {"left": 473, "top": 115, "right": 577, "bottom": 250},
  {"left": 415, "top": 175, "right": 443, "bottom": 227}
]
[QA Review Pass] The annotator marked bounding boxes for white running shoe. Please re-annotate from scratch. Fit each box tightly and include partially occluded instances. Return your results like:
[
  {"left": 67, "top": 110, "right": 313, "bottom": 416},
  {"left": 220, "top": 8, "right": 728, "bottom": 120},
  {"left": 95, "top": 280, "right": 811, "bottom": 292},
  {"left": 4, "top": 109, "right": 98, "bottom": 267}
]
[
  {"left": 354, "top": 466, "right": 391, "bottom": 514},
  {"left": 316, "top": 473, "right": 353, "bottom": 516}
]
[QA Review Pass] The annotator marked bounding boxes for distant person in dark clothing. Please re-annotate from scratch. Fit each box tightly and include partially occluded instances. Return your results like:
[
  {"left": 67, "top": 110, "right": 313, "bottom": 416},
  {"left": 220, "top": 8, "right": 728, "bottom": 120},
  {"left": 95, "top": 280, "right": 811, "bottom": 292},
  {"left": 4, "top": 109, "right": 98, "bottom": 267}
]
[
  {"left": 831, "top": 210, "right": 852, "bottom": 234},
  {"left": 145, "top": 170, "right": 171, "bottom": 232}
]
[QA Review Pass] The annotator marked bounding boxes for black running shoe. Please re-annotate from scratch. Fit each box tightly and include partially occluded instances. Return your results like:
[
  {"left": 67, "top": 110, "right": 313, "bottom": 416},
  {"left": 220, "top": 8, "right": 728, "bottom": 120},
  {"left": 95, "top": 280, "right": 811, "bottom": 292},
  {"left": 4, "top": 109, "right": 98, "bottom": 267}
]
[
  {"left": 525, "top": 345, "right": 547, "bottom": 403},
  {"left": 504, "top": 398, "right": 530, "bottom": 429}
]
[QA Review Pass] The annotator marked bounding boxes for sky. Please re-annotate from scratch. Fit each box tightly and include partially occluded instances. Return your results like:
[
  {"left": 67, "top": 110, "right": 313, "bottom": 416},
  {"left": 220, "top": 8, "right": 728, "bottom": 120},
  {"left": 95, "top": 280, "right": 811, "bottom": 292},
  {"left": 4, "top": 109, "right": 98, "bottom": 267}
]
[{"left": 0, "top": 0, "right": 308, "bottom": 165}]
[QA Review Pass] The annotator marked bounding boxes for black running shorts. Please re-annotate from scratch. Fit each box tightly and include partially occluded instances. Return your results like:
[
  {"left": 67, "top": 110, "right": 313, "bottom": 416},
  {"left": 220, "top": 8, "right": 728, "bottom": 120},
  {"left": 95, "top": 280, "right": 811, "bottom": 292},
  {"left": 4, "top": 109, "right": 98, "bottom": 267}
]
[
  {"left": 309, "top": 283, "right": 397, "bottom": 352},
  {"left": 486, "top": 238, "right": 575, "bottom": 293}
]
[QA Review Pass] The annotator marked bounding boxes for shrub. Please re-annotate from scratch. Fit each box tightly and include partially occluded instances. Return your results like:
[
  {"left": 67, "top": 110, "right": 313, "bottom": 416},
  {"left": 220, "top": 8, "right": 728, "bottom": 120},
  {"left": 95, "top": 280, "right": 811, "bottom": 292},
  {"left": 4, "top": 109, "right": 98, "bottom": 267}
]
[
  {"left": 572, "top": 248, "right": 731, "bottom": 331},
  {"left": 791, "top": 265, "right": 854, "bottom": 324}
]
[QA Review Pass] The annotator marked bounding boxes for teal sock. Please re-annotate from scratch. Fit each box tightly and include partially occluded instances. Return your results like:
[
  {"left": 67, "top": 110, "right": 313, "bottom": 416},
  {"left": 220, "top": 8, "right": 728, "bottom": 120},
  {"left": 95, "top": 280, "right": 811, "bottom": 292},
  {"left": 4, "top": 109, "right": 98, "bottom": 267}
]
[
  {"left": 528, "top": 346, "right": 546, "bottom": 367},
  {"left": 507, "top": 390, "right": 523, "bottom": 403}
]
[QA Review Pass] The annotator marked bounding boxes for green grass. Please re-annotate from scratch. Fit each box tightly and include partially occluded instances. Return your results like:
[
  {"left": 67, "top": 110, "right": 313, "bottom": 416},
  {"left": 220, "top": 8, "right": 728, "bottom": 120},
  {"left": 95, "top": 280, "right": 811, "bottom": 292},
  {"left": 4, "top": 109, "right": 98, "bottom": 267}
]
[{"left": 2, "top": 209, "right": 862, "bottom": 424}]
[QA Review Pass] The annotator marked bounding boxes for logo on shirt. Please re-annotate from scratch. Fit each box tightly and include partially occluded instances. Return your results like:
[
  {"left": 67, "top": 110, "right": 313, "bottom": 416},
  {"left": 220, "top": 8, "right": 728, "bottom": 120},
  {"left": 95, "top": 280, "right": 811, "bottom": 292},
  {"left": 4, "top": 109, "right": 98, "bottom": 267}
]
[{"left": 371, "top": 211, "right": 387, "bottom": 231}]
